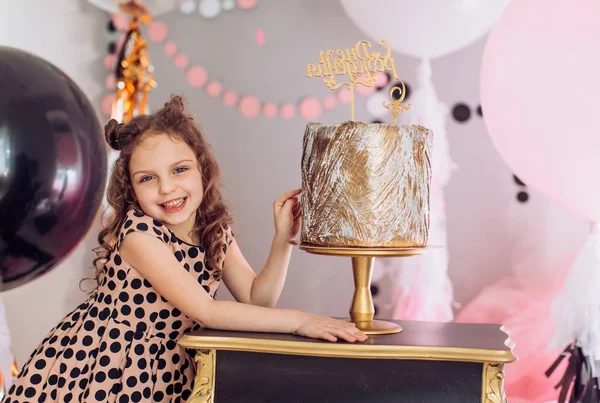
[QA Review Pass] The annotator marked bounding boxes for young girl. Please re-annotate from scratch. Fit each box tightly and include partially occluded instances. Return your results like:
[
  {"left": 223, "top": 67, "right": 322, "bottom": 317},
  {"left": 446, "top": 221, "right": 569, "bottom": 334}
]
[{"left": 4, "top": 95, "right": 366, "bottom": 402}]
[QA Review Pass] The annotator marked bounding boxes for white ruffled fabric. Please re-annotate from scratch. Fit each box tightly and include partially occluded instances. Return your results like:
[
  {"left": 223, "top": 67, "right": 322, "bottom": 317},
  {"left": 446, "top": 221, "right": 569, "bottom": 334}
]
[
  {"left": 549, "top": 222, "right": 600, "bottom": 376},
  {"left": 375, "top": 59, "right": 456, "bottom": 322}
]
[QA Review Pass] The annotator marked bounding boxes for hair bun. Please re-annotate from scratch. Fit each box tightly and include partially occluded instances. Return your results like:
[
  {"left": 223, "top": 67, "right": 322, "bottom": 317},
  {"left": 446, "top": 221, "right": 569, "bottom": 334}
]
[
  {"left": 164, "top": 95, "right": 185, "bottom": 113},
  {"left": 104, "top": 119, "right": 122, "bottom": 151}
]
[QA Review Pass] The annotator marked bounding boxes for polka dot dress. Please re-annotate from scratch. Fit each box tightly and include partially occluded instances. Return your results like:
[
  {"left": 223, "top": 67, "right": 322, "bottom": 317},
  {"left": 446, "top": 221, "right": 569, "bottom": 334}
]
[{"left": 4, "top": 209, "right": 233, "bottom": 402}]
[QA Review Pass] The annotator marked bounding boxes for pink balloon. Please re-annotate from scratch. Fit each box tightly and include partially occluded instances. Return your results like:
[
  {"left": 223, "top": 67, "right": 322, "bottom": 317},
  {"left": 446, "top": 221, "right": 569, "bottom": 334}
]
[
  {"left": 262, "top": 103, "right": 277, "bottom": 119},
  {"left": 280, "top": 104, "right": 296, "bottom": 120},
  {"left": 186, "top": 65, "right": 208, "bottom": 88},
  {"left": 163, "top": 40, "right": 177, "bottom": 57},
  {"left": 148, "top": 20, "right": 168, "bottom": 43},
  {"left": 206, "top": 81, "right": 223, "bottom": 98},
  {"left": 481, "top": 0, "right": 600, "bottom": 222},
  {"left": 298, "top": 97, "right": 322, "bottom": 121},
  {"left": 239, "top": 95, "right": 261, "bottom": 118}
]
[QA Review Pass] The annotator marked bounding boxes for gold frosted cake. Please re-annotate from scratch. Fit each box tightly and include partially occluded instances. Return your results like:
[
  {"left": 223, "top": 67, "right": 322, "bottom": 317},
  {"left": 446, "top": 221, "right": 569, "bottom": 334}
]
[{"left": 300, "top": 121, "right": 432, "bottom": 248}]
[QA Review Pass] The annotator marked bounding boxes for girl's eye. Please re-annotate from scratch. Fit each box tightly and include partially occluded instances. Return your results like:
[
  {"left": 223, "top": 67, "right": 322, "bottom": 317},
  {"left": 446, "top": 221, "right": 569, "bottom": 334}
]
[
  {"left": 174, "top": 166, "right": 188, "bottom": 174},
  {"left": 140, "top": 175, "right": 154, "bottom": 183}
]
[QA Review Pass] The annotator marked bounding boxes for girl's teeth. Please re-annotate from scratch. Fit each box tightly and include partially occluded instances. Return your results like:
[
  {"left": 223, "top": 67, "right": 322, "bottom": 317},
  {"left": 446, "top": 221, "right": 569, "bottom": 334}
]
[{"left": 163, "top": 198, "right": 184, "bottom": 208}]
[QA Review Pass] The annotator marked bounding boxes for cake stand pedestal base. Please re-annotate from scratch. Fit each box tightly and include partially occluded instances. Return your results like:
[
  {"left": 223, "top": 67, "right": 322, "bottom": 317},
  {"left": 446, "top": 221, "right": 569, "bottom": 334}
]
[{"left": 299, "top": 244, "right": 436, "bottom": 335}]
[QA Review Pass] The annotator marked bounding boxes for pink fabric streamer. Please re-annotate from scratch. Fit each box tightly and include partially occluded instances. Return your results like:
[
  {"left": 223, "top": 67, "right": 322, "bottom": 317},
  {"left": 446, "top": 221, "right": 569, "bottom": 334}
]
[
  {"left": 457, "top": 188, "right": 591, "bottom": 402},
  {"left": 456, "top": 275, "right": 566, "bottom": 402}
]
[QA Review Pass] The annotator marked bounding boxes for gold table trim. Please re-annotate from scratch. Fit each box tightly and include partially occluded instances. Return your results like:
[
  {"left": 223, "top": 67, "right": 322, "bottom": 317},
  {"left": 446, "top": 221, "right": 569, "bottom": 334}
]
[
  {"left": 188, "top": 349, "right": 215, "bottom": 403},
  {"left": 178, "top": 334, "right": 517, "bottom": 364},
  {"left": 482, "top": 363, "right": 508, "bottom": 403}
]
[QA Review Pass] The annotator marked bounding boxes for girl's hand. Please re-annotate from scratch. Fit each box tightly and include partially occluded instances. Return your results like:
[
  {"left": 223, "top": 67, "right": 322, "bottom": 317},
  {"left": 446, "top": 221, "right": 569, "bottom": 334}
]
[
  {"left": 273, "top": 188, "right": 302, "bottom": 245},
  {"left": 294, "top": 312, "right": 368, "bottom": 343}
]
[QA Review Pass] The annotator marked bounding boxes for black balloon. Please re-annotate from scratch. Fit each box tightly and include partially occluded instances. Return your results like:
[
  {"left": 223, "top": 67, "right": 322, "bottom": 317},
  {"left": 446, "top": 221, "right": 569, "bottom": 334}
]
[{"left": 0, "top": 46, "right": 107, "bottom": 291}]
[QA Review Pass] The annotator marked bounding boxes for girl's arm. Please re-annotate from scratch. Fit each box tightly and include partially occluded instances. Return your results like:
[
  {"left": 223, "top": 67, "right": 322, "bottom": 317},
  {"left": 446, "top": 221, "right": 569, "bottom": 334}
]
[
  {"left": 120, "top": 231, "right": 366, "bottom": 342},
  {"left": 222, "top": 189, "right": 301, "bottom": 307},
  {"left": 221, "top": 235, "right": 292, "bottom": 308}
]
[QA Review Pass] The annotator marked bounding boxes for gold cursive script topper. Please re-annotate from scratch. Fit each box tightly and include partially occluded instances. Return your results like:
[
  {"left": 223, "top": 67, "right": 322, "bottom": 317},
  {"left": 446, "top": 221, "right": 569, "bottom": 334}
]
[
  {"left": 382, "top": 83, "right": 411, "bottom": 124},
  {"left": 306, "top": 40, "right": 398, "bottom": 121}
]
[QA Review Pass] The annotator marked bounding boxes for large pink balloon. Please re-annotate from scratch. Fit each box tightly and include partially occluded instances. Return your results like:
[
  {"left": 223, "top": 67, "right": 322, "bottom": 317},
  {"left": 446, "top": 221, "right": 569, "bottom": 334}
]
[{"left": 481, "top": 0, "right": 600, "bottom": 222}]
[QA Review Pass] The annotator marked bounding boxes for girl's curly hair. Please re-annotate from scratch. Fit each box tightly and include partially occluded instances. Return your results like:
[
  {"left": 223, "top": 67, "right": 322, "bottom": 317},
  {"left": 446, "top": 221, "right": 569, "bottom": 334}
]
[{"left": 90, "top": 95, "right": 233, "bottom": 287}]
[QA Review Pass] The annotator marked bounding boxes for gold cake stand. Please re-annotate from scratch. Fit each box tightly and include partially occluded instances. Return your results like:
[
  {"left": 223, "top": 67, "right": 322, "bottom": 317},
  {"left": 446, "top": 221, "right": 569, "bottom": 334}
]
[{"left": 299, "top": 243, "right": 438, "bottom": 335}]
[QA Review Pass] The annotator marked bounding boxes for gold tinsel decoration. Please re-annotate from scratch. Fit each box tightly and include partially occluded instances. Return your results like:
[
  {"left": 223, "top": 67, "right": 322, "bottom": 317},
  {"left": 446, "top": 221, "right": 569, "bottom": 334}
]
[{"left": 112, "top": 1, "right": 157, "bottom": 123}]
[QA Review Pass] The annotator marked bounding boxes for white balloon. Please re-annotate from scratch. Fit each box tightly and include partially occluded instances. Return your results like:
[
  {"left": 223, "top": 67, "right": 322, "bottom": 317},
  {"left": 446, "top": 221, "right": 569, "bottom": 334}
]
[
  {"left": 222, "top": 0, "right": 235, "bottom": 11},
  {"left": 86, "top": 0, "right": 178, "bottom": 16},
  {"left": 179, "top": 0, "right": 197, "bottom": 15},
  {"left": 338, "top": 0, "right": 510, "bottom": 60},
  {"left": 199, "top": 0, "right": 221, "bottom": 19}
]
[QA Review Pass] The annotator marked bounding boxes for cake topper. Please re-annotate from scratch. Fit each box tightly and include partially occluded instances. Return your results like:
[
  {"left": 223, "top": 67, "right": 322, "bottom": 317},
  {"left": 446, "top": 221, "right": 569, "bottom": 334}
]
[
  {"left": 305, "top": 39, "right": 399, "bottom": 121},
  {"left": 382, "top": 83, "right": 411, "bottom": 124}
]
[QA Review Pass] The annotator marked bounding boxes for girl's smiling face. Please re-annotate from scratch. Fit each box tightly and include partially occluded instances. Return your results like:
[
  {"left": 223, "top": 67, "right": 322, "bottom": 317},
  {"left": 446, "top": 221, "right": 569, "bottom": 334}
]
[{"left": 129, "top": 132, "right": 203, "bottom": 240}]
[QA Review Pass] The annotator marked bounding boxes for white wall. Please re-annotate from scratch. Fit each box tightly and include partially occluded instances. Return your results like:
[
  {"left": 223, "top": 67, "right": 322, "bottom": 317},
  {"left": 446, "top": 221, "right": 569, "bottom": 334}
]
[{"left": 0, "top": 0, "right": 106, "bottom": 364}]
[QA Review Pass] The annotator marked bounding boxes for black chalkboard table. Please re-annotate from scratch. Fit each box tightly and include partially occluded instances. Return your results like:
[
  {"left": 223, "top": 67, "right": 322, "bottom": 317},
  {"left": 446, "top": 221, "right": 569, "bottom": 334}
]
[{"left": 178, "top": 320, "right": 516, "bottom": 403}]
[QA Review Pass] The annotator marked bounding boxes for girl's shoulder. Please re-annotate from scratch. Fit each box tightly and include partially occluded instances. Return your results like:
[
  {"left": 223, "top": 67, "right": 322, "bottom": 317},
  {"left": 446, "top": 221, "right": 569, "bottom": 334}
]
[{"left": 115, "top": 209, "right": 175, "bottom": 250}]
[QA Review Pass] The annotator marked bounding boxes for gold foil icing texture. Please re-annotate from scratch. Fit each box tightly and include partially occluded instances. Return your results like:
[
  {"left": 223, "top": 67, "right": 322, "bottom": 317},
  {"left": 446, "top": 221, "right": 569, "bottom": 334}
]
[{"left": 300, "top": 122, "right": 432, "bottom": 247}]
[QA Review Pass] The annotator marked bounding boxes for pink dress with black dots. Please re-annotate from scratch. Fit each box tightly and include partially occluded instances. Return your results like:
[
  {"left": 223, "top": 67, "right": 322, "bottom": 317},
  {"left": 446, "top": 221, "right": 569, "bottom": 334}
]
[{"left": 4, "top": 209, "right": 233, "bottom": 403}]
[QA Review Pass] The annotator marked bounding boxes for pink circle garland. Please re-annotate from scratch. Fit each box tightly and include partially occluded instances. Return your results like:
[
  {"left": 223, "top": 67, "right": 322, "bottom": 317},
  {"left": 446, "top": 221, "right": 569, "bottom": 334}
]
[
  {"left": 102, "top": 93, "right": 116, "bottom": 116},
  {"left": 280, "top": 104, "right": 296, "bottom": 120},
  {"left": 111, "top": 14, "right": 129, "bottom": 31},
  {"left": 148, "top": 20, "right": 168, "bottom": 43},
  {"left": 239, "top": 95, "right": 261, "bottom": 118},
  {"left": 337, "top": 88, "right": 351, "bottom": 104},
  {"left": 236, "top": 0, "right": 258, "bottom": 10},
  {"left": 117, "top": 33, "right": 127, "bottom": 52},
  {"left": 222, "top": 90, "right": 238, "bottom": 107},
  {"left": 163, "top": 41, "right": 177, "bottom": 57},
  {"left": 255, "top": 28, "right": 266, "bottom": 46},
  {"left": 356, "top": 82, "right": 375, "bottom": 96},
  {"left": 102, "top": 16, "right": 380, "bottom": 122},
  {"left": 104, "top": 54, "right": 116, "bottom": 71},
  {"left": 298, "top": 97, "right": 322, "bottom": 120},
  {"left": 174, "top": 54, "right": 189, "bottom": 69},
  {"left": 262, "top": 102, "right": 278, "bottom": 119},
  {"left": 206, "top": 80, "right": 223, "bottom": 98},
  {"left": 186, "top": 65, "right": 208, "bottom": 88},
  {"left": 323, "top": 94, "right": 337, "bottom": 110},
  {"left": 105, "top": 74, "right": 116, "bottom": 89}
]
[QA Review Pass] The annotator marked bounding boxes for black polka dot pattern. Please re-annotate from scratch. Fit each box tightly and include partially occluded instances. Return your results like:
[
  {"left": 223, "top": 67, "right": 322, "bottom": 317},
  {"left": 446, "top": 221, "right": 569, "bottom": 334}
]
[{"left": 4, "top": 208, "right": 233, "bottom": 402}]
